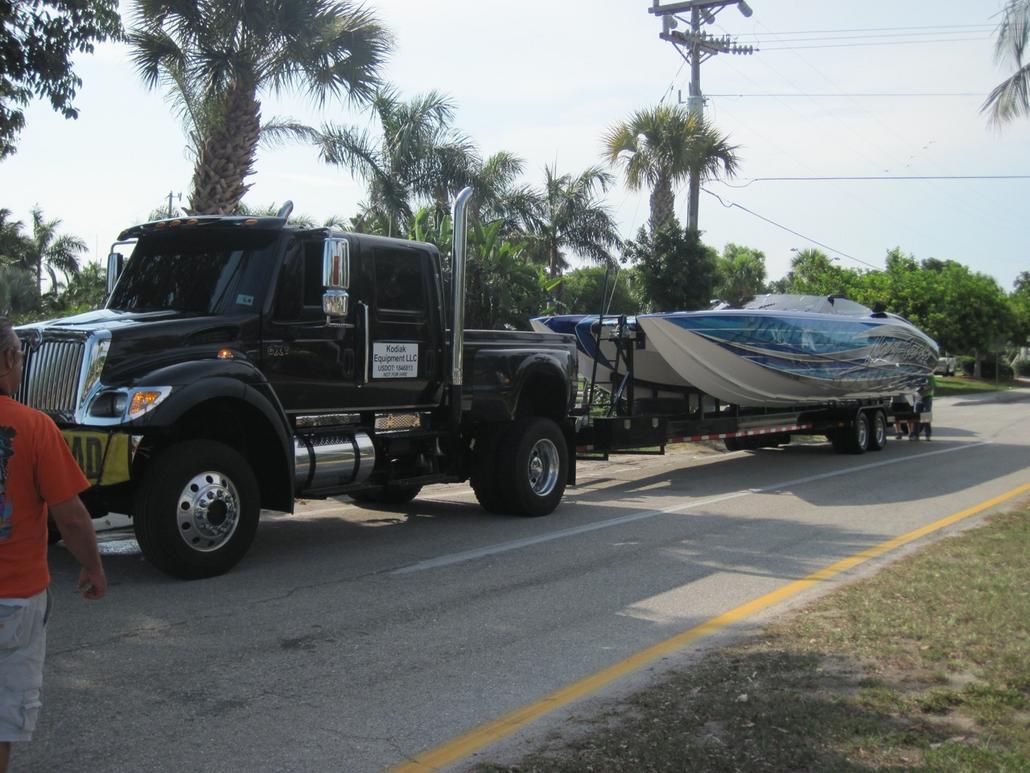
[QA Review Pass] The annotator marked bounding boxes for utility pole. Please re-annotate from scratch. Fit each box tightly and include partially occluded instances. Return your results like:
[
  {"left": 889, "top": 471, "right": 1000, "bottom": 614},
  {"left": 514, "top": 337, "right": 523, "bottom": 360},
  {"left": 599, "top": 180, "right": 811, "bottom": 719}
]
[
  {"left": 649, "top": 1, "right": 754, "bottom": 231},
  {"left": 166, "top": 191, "right": 181, "bottom": 218}
]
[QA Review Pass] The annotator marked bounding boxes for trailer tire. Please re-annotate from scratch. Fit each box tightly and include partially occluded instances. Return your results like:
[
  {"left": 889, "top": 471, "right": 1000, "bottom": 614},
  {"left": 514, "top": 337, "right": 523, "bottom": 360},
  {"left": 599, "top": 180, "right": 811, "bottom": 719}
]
[
  {"left": 349, "top": 485, "right": 422, "bottom": 505},
  {"left": 868, "top": 409, "right": 888, "bottom": 451},
  {"left": 829, "top": 431, "right": 849, "bottom": 454},
  {"left": 724, "top": 436, "right": 741, "bottom": 452},
  {"left": 848, "top": 411, "right": 871, "bottom": 454},
  {"left": 133, "top": 440, "right": 260, "bottom": 580},
  {"left": 496, "top": 417, "right": 567, "bottom": 517},
  {"left": 471, "top": 425, "right": 508, "bottom": 514}
]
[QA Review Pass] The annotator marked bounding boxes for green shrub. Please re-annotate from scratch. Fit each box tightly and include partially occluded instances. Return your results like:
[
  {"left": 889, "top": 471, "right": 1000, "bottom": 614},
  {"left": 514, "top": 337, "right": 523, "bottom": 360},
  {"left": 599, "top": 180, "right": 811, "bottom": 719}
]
[{"left": 959, "top": 356, "right": 1014, "bottom": 380}]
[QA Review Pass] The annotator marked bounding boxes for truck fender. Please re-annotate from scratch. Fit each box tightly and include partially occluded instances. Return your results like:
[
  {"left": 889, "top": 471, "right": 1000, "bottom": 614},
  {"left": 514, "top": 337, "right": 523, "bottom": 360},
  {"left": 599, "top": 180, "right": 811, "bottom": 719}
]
[
  {"left": 132, "top": 368, "right": 294, "bottom": 513},
  {"left": 511, "top": 353, "right": 575, "bottom": 420}
]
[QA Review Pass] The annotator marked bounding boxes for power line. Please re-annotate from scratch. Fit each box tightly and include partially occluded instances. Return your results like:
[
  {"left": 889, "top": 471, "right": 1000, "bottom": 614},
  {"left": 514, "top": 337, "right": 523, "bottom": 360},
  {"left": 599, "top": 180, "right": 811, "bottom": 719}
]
[
  {"left": 701, "top": 187, "right": 880, "bottom": 269},
  {"left": 758, "top": 36, "right": 990, "bottom": 51},
  {"left": 707, "top": 92, "right": 983, "bottom": 97},
  {"left": 723, "top": 175, "right": 1030, "bottom": 188},
  {"left": 746, "top": 24, "right": 995, "bottom": 36}
]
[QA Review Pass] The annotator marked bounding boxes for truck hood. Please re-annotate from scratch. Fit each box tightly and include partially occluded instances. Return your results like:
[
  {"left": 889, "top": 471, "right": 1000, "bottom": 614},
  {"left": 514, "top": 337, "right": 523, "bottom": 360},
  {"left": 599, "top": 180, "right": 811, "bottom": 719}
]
[
  {"left": 25, "top": 307, "right": 193, "bottom": 333},
  {"left": 20, "top": 308, "right": 258, "bottom": 387}
]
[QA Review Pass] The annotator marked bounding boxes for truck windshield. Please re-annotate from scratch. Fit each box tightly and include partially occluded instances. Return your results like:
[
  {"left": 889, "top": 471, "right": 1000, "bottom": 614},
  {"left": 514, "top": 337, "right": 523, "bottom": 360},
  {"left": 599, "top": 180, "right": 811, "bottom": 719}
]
[{"left": 108, "top": 229, "right": 279, "bottom": 314}]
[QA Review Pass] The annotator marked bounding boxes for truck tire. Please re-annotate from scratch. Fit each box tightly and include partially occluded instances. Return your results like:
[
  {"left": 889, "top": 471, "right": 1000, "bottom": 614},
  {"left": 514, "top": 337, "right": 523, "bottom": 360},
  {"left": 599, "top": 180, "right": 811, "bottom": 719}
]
[
  {"left": 723, "top": 436, "right": 741, "bottom": 452},
  {"left": 349, "top": 485, "right": 422, "bottom": 506},
  {"left": 847, "top": 411, "right": 871, "bottom": 454},
  {"left": 868, "top": 409, "right": 888, "bottom": 451},
  {"left": 829, "top": 431, "right": 849, "bottom": 454},
  {"left": 133, "top": 440, "right": 260, "bottom": 580},
  {"left": 470, "top": 425, "right": 508, "bottom": 514},
  {"left": 496, "top": 417, "right": 567, "bottom": 517}
]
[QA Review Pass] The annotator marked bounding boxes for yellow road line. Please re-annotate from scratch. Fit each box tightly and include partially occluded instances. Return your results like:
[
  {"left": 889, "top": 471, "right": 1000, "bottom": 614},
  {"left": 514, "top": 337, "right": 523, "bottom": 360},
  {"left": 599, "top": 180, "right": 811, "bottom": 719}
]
[{"left": 393, "top": 481, "right": 1030, "bottom": 772}]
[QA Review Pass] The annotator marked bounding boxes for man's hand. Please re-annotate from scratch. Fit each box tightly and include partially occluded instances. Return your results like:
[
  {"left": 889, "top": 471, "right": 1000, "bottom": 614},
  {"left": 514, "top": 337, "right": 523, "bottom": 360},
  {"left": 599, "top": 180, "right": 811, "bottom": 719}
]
[
  {"left": 78, "top": 566, "right": 107, "bottom": 600},
  {"left": 49, "top": 495, "right": 107, "bottom": 601}
]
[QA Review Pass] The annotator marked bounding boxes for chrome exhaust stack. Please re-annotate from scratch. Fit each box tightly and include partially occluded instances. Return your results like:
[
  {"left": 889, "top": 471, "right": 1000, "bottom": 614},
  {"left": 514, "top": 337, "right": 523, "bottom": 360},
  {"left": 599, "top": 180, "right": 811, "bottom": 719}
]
[{"left": 449, "top": 187, "right": 473, "bottom": 427}]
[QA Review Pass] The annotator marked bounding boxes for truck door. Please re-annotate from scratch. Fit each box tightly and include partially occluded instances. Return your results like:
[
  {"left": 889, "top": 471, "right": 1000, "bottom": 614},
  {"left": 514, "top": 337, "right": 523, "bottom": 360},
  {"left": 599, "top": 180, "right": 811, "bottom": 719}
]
[
  {"left": 262, "top": 234, "right": 360, "bottom": 414},
  {"left": 362, "top": 243, "right": 444, "bottom": 409}
]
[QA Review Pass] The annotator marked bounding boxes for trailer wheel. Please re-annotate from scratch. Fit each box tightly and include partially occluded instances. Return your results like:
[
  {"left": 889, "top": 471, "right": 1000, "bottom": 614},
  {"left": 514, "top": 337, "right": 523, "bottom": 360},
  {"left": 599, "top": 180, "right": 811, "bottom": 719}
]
[
  {"left": 868, "top": 410, "right": 888, "bottom": 451},
  {"left": 470, "top": 425, "right": 508, "bottom": 514},
  {"left": 848, "top": 412, "right": 871, "bottom": 454},
  {"left": 133, "top": 440, "right": 260, "bottom": 580},
  {"left": 724, "top": 436, "right": 741, "bottom": 452},
  {"left": 496, "top": 417, "right": 567, "bottom": 517},
  {"left": 349, "top": 485, "right": 422, "bottom": 505}
]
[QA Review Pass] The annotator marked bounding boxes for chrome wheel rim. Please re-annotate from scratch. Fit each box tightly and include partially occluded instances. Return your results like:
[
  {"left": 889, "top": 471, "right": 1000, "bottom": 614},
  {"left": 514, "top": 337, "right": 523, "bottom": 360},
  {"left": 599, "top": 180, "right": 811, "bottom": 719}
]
[
  {"left": 176, "top": 471, "right": 240, "bottom": 552},
  {"left": 527, "top": 439, "right": 560, "bottom": 496},
  {"left": 856, "top": 418, "right": 869, "bottom": 449}
]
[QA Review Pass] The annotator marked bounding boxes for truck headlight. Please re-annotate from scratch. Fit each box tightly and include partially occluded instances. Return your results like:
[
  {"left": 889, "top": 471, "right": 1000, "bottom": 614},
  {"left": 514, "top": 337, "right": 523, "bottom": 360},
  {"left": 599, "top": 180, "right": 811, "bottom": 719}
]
[
  {"left": 88, "top": 387, "right": 171, "bottom": 420},
  {"left": 88, "top": 391, "right": 128, "bottom": 418},
  {"left": 128, "top": 390, "right": 169, "bottom": 418}
]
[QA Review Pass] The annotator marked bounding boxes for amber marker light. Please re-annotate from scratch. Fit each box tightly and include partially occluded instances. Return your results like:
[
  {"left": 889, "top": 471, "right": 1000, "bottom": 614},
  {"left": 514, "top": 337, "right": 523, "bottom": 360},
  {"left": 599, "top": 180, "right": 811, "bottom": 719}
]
[
  {"left": 128, "top": 390, "right": 164, "bottom": 417},
  {"left": 217, "top": 348, "right": 235, "bottom": 360}
]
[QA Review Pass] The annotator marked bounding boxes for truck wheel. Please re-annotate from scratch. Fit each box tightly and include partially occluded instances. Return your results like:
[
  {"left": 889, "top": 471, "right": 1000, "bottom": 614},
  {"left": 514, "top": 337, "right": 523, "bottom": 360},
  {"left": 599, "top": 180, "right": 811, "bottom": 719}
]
[
  {"left": 497, "top": 417, "right": 567, "bottom": 517},
  {"left": 470, "top": 425, "right": 508, "bottom": 514},
  {"left": 868, "top": 410, "right": 888, "bottom": 451},
  {"left": 848, "top": 412, "right": 870, "bottom": 454},
  {"left": 349, "top": 485, "right": 422, "bottom": 506},
  {"left": 829, "top": 431, "right": 849, "bottom": 454},
  {"left": 133, "top": 440, "right": 260, "bottom": 580},
  {"left": 723, "top": 436, "right": 741, "bottom": 452}
]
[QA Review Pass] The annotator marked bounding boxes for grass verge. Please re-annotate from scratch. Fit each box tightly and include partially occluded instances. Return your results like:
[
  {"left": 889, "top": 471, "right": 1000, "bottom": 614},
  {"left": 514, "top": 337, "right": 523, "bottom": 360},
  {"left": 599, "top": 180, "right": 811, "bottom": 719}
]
[
  {"left": 476, "top": 503, "right": 1029, "bottom": 772},
  {"left": 935, "top": 376, "right": 1013, "bottom": 396}
]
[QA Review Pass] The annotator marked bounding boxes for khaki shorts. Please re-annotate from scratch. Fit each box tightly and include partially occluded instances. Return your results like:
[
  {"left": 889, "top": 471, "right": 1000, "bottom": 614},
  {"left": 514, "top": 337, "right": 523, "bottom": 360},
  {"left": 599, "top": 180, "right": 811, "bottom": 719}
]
[{"left": 0, "top": 589, "right": 48, "bottom": 742}]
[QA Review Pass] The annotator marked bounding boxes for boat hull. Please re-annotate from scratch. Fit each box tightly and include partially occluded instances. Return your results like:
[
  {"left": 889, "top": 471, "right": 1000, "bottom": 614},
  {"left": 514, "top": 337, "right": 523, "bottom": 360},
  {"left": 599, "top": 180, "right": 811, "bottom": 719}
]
[{"left": 637, "top": 310, "right": 938, "bottom": 407}]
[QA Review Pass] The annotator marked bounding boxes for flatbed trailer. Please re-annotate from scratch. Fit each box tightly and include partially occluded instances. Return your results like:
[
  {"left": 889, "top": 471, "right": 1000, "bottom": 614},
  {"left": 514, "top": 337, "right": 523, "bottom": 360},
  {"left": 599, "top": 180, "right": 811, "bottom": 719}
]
[{"left": 573, "top": 393, "right": 898, "bottom": 457}]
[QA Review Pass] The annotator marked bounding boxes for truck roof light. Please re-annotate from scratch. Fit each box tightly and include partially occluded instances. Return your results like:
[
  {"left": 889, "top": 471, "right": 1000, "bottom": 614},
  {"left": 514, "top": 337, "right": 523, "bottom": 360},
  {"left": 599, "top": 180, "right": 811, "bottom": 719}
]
[
  {"left": 244, "top": 219, "right": 258, "bottom": 225},
  {"left": 217, "top": 348, "right": 235, "bottom": 360}
]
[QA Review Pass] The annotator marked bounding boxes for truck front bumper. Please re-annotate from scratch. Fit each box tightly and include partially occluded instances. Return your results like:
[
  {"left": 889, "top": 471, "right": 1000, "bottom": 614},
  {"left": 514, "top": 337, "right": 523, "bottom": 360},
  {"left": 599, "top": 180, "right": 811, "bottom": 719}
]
[{"left": 61, "top": 430, "right": 133, "bottom": 487}]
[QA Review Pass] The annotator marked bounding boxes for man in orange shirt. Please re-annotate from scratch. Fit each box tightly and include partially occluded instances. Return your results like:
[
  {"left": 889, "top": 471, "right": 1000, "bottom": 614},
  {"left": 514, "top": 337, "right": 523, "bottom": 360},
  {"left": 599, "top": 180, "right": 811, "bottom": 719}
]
[{"left": 0, "top": 318, "right": 107, "bottom": 773}]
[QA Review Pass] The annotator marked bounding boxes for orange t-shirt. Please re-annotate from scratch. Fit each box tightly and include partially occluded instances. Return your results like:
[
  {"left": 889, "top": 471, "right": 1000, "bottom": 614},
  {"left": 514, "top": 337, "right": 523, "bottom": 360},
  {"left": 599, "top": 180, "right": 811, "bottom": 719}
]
[{"left": 0, "top": 395, "right": 90, "bottom": 598}]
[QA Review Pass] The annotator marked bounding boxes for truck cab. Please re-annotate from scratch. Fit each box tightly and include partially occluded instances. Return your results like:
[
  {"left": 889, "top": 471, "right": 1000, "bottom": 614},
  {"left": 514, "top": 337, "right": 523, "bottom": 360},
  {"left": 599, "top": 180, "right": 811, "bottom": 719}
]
[{"left": 15, "top": 193, "right": 578, "bottom": 579}]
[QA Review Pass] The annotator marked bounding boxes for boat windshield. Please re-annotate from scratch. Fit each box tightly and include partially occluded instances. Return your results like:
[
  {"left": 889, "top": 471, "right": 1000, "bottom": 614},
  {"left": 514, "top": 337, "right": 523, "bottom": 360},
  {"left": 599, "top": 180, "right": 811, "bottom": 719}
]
[{"left": 744, "top": 294, "right": 873, "bottom": 316}]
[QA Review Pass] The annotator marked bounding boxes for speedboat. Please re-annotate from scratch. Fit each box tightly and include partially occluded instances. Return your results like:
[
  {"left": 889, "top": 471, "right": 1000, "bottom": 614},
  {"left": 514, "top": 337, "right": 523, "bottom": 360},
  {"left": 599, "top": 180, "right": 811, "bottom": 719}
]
[{"left": 636, "top": 295, "right": 939, "bottom": 407}]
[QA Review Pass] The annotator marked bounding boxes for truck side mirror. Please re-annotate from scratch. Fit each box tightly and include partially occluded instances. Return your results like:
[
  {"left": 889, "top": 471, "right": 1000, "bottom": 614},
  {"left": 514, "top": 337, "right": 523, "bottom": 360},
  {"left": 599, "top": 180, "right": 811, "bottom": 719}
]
[
  {"left": 322, "top": 238, "right": 350, "bottom": 326},
  {"left": 106, "top": 252, "right": 125, "bottom": 295},
  {"left": 323, "top": 238, "right": 349, "bottom": 289}
]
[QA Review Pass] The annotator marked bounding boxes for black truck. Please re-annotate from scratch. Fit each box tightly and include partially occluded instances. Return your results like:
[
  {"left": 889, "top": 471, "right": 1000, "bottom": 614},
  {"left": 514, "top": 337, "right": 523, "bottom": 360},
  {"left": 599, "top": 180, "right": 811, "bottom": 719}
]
[{"left": 15, "top": 190, "right": 579, "bottom": 579}]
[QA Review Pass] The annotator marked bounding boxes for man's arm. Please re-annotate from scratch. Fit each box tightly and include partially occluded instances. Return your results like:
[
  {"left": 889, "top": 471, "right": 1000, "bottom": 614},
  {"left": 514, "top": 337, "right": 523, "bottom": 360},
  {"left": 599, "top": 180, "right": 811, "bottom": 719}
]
[{"left": 49, "top": 496, "right": 107, "bottom": 600}]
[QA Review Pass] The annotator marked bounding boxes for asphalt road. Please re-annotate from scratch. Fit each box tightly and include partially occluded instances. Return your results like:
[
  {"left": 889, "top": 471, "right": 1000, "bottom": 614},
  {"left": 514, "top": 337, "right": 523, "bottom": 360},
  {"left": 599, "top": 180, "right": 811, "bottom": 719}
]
[{"left": 16, "top": 390, "right": 1030, "bottom": 773}]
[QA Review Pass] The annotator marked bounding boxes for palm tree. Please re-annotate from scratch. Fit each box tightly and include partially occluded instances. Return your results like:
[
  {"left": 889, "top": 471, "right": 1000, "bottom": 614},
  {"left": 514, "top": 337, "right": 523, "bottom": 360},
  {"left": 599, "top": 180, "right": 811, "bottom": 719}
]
[
  {"left": 983, "top": 0, "right": 1030, "bottom": 124},
  {"left": 128, "top": 0, "right": 392, "bottom": 214},
  {"left": 19, "top": 206, "right": 86, "bottom": 297},
  {"left": 318, "top": 89, "right": 480, "bottom": 235},
  {"left": 603, "top": 104, "right": 739, "bottom": 232},
  {"left": 0, "top": 209, "right": 28, "bottom": 265},
  {"left": 521, "top": 164, "right": 622, "bottom": 277},
  {"left": 0, "top": 265, "right": 39, "bottom": 318}
]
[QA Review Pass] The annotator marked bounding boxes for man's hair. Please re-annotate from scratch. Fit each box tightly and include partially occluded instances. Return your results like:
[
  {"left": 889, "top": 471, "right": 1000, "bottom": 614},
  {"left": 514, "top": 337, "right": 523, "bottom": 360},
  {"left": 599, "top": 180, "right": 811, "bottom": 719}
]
[{"left": 0, "top": 317, "right": 14, "bottom": 352}]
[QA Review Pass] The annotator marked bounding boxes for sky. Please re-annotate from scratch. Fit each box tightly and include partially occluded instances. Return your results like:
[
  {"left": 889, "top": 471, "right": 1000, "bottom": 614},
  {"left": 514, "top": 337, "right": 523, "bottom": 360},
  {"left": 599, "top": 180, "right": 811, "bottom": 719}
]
[{"left": 1, "top": 0, "right": 1027, "bottom": 293}]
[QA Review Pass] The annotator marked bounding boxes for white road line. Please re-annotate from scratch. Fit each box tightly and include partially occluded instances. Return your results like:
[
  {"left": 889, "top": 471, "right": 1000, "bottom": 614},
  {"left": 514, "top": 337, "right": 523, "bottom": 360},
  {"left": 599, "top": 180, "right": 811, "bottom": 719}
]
[{"left": 390, "top": 441, "right": 990, "bottom": 576}]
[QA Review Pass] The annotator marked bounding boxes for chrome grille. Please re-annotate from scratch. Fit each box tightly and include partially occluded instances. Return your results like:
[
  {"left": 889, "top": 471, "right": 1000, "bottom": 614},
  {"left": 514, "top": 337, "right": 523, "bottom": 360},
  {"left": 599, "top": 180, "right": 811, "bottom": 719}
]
[{"left": 15, "top": 336, "right": 86, "bottom": 414}]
